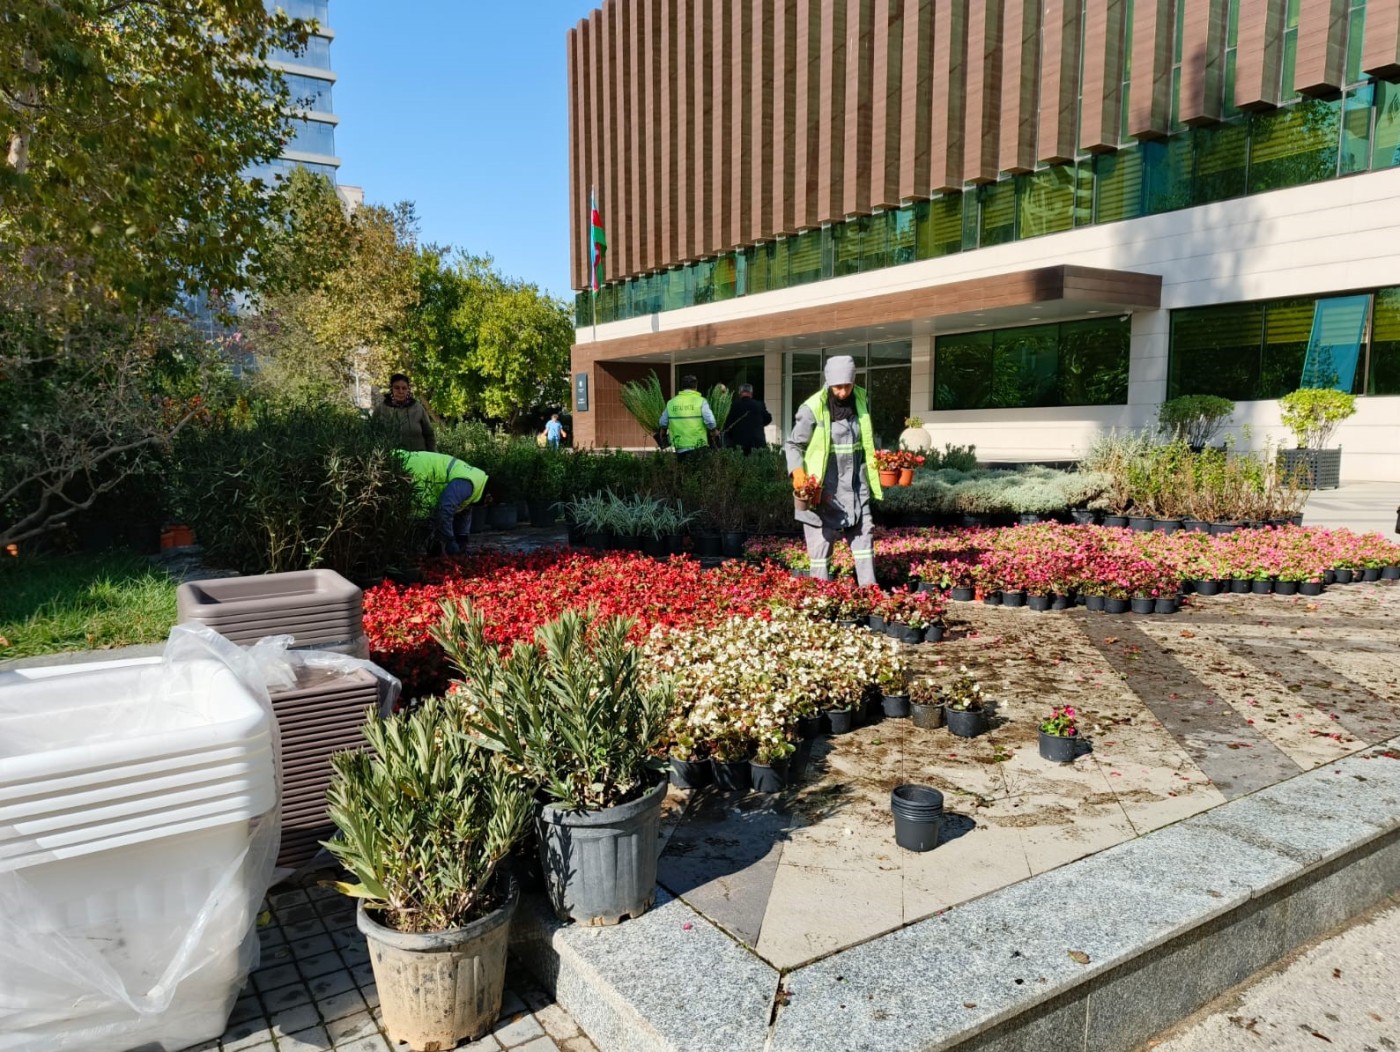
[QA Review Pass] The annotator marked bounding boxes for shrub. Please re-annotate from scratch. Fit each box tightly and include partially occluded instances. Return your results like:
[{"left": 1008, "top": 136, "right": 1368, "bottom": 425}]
[
  {"left": 169, "top": 406, "right": 418, "bottom": 578},
  {"left": 926, "top": 443, "right": 978, "bottom": 472},
  {"left": 1278, "top": 388, "right": 1357, "bottom": 449},
  {"left": 1157, "top": 395, "right": 1235, "bottom": 448}
]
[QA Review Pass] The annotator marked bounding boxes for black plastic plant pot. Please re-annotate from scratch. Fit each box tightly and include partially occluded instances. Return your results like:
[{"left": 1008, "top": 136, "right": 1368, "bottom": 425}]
[
  {"left": 910, "top": 702, "right": 943, "bottom": 730},
  {"left": 924, "top": 624, "right": 946, "bottom": 643},
  {"left": 1192, "top": 579, "right": 1222, "bottom": 596},
  {"left": 1050, "top": 594, "right": 1072, "bottom": 611},
  {"left": 1085, "top": 594, "right": 1106, "bottom": 612},
  {"left": 1153, "top": 519, "right": 1183, "bottom": 534},
  {"left": 1363, "top": 567, "right": 1383, "bottom": 582},
  {"left": 1001, "top": 590, "right": 1027, "bottom": 608},
  {"left": 982, "top": 591, "right": 1003, "bottom": 606},
  {"left": 1130, "top": 597, "right": 1155, "bottom": 614},
  {"left": 1128, "top": 516, "right": 1155, "bottom": 532},
  {"left": 951, "top": 586, "right": 975, "bottom": 602},
  {"left": 1070, "top": 509, "right": 1097, "bottom": 525},
  {"left": 1274, "top": 580, "right": 1299, "bottom": 596},
  {"left": 797, "top": 714, "right": 826, "bottom": 740},
  {"left": 789, "top": 740, "right": 812, "bottom": 783},
  {"left": 720, "top": 531, "right": 748, "bottom": 558},
  {"left": 1251, "top": 578, "right": 1274, "bottom": 595},
  {"left": 1209, "top": 522, "right": 1240, "bottom": 536},
  {"left": 867, "top": 614, "right": 886, "bottom": 632},
  {"left": 943, "top": 705, "right": 985, "bottom": 738},
  {"left": 693, "top": 532, "right": 723, "bottom": 558},
  {"left": 1027, "top": 594, "right": 1052, "bottom": 612},
  {"left": 890, "top": 785, "right": 944, "bottom": 853},
  {"left": 642, "top": 537, "right": 671, "bottom": 560},
  {"left": 669, "top": 758, "right": 712, "bottom": 790},
  {"left": 1182, "top": 518, "right": 1208, "bottom": 533},
  {"left": 1229, "top": 578, "right": 1252, "bottom": 594},
  {"left": 750, "top": 759, "right": 789, "bottom": 794},
  {"left": 1300, "top": 581, "right": 1324, "bottom": 596},
  {"left": 1383, "top": 566, "right": 1400, "bottom": 580},
  {"left": 710, "top": 758, "right": 752, "bottom": 793},
  {"left": 1038, "top": 730, "right": 1077, "bottom": 764},
  {"left": 826, "top": 707, "right": 856, "bottom": 735},
  {"left": 887, "top": 622, "right": 921, "bottom": 644},
  {"left": 1104, "top": 597, "right": 1130, "bottom": 614},
  {"left": 1154, "top": 596, "right": 1179, "bottom": 614},
  {"left": 1103, "top": 515, "right": 1129, "bottom": 528},
  {"left": 881, "top": 693, "right": 911, "bottom": 719},
  {"left": 1334, "top": 567, "right": 1354, "bottom": 584}
]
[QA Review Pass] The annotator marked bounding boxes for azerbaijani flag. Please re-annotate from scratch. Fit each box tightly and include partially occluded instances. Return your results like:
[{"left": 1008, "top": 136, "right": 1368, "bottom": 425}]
[{"left": 590, "top": 189, "right": 607, "bottom": 293}]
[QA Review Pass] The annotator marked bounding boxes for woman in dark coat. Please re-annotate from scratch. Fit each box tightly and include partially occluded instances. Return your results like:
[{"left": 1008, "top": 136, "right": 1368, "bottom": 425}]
[{"left": 373, "top": 373, "right": 436, "bottom": 451}]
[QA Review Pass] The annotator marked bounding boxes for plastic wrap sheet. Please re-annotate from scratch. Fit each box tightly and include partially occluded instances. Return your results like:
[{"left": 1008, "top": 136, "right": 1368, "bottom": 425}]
[
  {"left": 0, "top": 625, "right": 282, "bottom": 1052},
  {"left": 247, "top": 633, "right": 402, "bottom": 718}
]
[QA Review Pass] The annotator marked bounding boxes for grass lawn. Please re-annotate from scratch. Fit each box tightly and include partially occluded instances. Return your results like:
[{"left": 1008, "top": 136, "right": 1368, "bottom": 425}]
[{"left": 0, "top": 549, "right": 177, "bottom": 660}]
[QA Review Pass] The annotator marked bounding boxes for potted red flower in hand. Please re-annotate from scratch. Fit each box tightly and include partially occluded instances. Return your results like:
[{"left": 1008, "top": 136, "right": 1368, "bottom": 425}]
[
  {"left": 793, "top": 473, "right": 824, "bottom": 512},
  {"left": 874, "top": 450, "right": 901, "bottom": 488}
]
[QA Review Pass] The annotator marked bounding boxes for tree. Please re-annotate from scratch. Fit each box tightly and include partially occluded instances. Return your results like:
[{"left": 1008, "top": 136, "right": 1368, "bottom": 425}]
[
  {"left": 407, "top": 253, "right": 572, "bottom": 428},
  {"left": 1, "top": 0, "right": 310, "bottom": 304},
  {"left": 246, "top": 168, "right": 420, "bottom": 406}
]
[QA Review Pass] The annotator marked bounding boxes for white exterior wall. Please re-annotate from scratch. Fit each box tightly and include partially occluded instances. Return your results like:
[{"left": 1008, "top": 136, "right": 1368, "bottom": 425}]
[{"left": 581, "top": 168, "right": 1400, "bottom": 481}]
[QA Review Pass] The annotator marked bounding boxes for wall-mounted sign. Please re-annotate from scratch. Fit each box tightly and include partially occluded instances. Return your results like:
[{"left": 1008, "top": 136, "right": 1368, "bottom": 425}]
[{"left": 574, "top": 372, "right": 590, "bottom": 412}]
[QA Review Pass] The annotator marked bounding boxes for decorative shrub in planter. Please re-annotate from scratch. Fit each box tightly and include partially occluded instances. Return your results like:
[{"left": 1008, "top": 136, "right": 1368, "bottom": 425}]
[
  {"left": 1037, "top": 705, "right": 1080, "bottom": 763},
  {"left": 325, "top": 696, "right": 533, "bottom": 1051},
  {"left": 1278, "top": 388, "right": 1356, "bottom": 491},
  {"left": 437, "top": 605, "right": 672, "bottom": 927}
]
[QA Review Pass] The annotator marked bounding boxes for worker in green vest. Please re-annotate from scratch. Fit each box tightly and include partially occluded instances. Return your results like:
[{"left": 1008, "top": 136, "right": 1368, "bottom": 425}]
[
  {"left": 398, "top": 450, "right": 489, "bottom": 556},
  {"left": 658, "top": 374, "right": 716, "bottom": 460},
  {"left": 784, "top": 355, "right": 883, "bottom": 587}
]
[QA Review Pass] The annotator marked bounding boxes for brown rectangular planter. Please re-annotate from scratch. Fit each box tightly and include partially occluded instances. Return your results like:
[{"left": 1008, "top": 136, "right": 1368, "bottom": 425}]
[{"left": 176, "top": 569, "right": 364, "bottom": 649}]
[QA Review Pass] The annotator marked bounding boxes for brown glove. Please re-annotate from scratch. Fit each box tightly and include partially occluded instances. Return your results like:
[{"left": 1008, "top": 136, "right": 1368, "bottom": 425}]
[{"left": 791, "top": 468, "right": 808, "bottom": 493}]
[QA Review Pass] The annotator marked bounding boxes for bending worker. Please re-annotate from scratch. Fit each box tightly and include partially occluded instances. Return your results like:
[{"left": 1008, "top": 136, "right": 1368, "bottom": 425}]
[
  {"left": 784, "top": 355, "right": 882, "bottom": 587},
  {"left": 398, "top": 450, "right": 488, "bottom": 556}
]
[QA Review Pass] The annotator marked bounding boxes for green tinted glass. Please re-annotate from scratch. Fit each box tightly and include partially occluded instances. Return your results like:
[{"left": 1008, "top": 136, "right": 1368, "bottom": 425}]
[
  {"left": 1249, "top": 98, "right": 1339, "bottom": 192},
  {"left": 1370, "top": 287, "right": 1400, "bottom": 395},
  {"left": 1142, "top": 136, "right": 1194, "bottom": 213},
  {"left": 1375, "top": 82, "right": 1400, "bottom": 170},
  {"left": 991, "top": 324, "right": 1060, "bottom": 407},
  {"left": 1191, "top": 121, "right": 1249, "bottom": 205},
  {"left": 1261, "top": 298, "right": 1314, "bottom": 398},
  {"left": 1168, "top": 302, "right": 1265, "bottom": 400},
  {"left": 788, "top": 230, "right": 822, "bottom": 285},
  {"left": 869, "top": 339, "right": 913, "bottom": 364},
  {"left": 866, "top": 366, "right": 912, "bottom": 447},
  {"left": 713, "top": 254, "right": 738, "bottom": 301},
  {"left": 832, "top": 220, "right": 862, "bottom": 277},
  {"left": 790, "top": 352, "right": 821, "bottom": 374},
  {"left": 1345, "top": 3, "right": 1364, "bottom": 85},
  {"left": 891, "top": 207, "right": 917, "bottom": 265},
  {"left": 934, "top": 331, "right": 995, "bottom": 410},
  {"left": 1095, "top": 145, "right": 1146, "bottom": 223},
  {"left": 915, "top": 195, "right": 964, "bottom": 259},
  {"left": 979, "top": 180, "right": 1016, "bottom": 246},
  {"left": 863, "top": 212, "right": 893, "bottom": 271},
  {"left": 1341, "top": 85, "right": 1373, "bottom": 175},
  {"left": 769, "top": 237, "right": 791, "bottom": 288},
  {"left": 692, "top": 259, "right": 715, "bottom": 305},
  {"left": 1058, "top": 317, "right": 1130, "bottom": 405},
  {"left": 1017, "top": 166, "right": 1077, "bottom": 238}
]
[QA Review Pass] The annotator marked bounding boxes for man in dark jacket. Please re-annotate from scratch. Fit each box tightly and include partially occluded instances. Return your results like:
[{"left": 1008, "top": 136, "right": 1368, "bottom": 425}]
[{"left": 727, "top": 383, "right": 772, "bottom": 454}]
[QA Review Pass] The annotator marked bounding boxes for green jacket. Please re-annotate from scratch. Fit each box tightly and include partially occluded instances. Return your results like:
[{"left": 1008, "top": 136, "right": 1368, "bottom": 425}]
[
  {"left": 399, "top": 451, "right": 488, "bottom": 514},
  {"left": 664, "top": 389, "right": 710, "bottom": 451},
  {"left": 800, "top": 388, "right": 883, "bottom": 501}
]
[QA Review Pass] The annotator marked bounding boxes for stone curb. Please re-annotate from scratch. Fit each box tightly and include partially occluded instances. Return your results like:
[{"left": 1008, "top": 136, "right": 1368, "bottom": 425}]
[{"left": 515, "top": 740, "right": 1400, "bottom": 1052}]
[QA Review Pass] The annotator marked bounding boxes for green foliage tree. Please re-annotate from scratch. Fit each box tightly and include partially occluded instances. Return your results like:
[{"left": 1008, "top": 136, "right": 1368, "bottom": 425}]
[
  {"left": 408, "top": 253, "right": 572, "bottom": 428},
  {"left": 1, "top": 0, "right": 310, "bottom": 303}
]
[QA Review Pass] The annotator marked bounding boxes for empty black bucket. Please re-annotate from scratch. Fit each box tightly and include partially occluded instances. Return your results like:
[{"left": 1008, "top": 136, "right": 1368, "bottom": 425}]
[{"left": 890, "top": 784, "right": 944, "bottom": 852}]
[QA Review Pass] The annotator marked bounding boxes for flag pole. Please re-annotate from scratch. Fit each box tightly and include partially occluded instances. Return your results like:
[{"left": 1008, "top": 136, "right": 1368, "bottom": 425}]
[{"left": 590, "top": 185, "right": 598, "bottom": 344}]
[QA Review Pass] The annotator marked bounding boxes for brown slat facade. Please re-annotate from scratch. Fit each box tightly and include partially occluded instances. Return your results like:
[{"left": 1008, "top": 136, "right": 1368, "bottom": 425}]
[
  {"left": 567, "top": 0, "right": 1357, "bottom": 287},
  {"left": 1363, "top": 0, "right": 1400, "bottom": 77}
]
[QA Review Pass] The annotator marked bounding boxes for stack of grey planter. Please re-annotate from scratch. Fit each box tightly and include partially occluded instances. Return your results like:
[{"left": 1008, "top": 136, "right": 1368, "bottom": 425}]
[{"left": 176, "top": 569, "right": 378, "bottom": 870}]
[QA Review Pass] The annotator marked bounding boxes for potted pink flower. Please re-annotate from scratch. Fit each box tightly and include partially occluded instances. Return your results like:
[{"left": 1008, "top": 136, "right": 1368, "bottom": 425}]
[{"left": 1038, "top": 705, "right": 1080, "bottom": 763}]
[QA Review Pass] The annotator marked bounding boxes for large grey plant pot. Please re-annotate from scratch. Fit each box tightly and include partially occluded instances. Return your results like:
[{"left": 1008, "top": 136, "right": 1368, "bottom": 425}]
[
  {"left": 537, "top": 775, "right": 667, "bottom": 926},
  {"left": 1279, "top": 447, "right": 1342, "bottom": 490},
  {"left": 357, "top": 879, "right": 517, "bottom": 1051}
]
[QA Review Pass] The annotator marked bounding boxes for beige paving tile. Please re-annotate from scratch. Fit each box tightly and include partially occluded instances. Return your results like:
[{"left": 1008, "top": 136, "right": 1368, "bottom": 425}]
[
  {"left": 753, "top": 862, "right": 905, "bottom": 970},
  {"left": 900, "top": 821, "right": 1030, "bottom": 921}
]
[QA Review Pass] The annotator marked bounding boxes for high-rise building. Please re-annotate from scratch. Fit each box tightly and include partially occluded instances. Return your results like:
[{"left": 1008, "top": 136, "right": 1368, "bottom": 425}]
[
  {"left": 566, "top": 0, "right": 1400, "bottom": 482},
  {"left": 264, "top": 0, "right": 341, "bottom": 184}
]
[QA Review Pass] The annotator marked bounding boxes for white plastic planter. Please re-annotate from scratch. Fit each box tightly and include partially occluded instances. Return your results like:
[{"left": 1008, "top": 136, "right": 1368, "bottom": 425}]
[{"left": 0, "top": 631, "right": 279, "bottom": 1052}]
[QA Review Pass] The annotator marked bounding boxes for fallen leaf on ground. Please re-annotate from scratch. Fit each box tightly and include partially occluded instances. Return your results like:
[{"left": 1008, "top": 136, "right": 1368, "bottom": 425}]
[{"left": 1067, "top": 950, "right": 1090, "bottom": 965}]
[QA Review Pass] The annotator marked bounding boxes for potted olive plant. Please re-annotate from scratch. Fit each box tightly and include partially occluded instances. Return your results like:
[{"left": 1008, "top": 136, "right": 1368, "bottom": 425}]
[
  {"left": 434, "top": 603, "right": 673, "bottom": 926},
  {"left": 324, "top": 696, "right": 533, "bottom": 1051}
]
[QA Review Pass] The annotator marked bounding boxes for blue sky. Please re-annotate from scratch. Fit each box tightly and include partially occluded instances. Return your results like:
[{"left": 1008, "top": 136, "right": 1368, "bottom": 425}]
[{"left": 331, "top": 2, "right": 596, "bottom": 300}]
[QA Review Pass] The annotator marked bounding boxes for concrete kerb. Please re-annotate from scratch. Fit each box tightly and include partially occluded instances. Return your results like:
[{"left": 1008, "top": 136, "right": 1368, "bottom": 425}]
[{"left": 511, "top": 739, "right": 1400, "bottom": 1052}]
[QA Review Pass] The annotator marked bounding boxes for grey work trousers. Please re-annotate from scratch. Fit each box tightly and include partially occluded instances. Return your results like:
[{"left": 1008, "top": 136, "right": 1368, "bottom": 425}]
[{"left": 803, "top": 516, "right": 877, "bottom": 588}]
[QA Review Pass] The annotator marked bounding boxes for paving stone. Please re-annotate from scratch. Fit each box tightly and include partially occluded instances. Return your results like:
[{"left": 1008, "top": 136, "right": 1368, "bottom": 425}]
[
  {"left": 308, "top": 967, "right": 360, "bottom": 1000},
  {"left": 288, "top": 931, "right": 336, "bottom": 958},
  {"left": 298, "top": 949, "right": 348, "bottom": 979},
  {"left": 533, "top": 1002, "right": 581, "bottom": 1042},
  {"left": 226, "top": 994, "right": 264, "bottom": 1026},
  {"left": 335, "top": 1037, "right": 393, "bottom": 1052},
  {"left": 276, "top": 1025, "right": 331, "bottom": 1052},
  {"left": 505, "top": 1038, "right": 560, "bottom": 1052},
  {"left": 262, "top": 981, "right": 313, "bottom": 1013},
  {"left": 270, "top": 1001, "right": 322, "bottom": 1037},
  {"left": 220, "top": 1023, "right": 275, "bottom": 1052},
  {"left": 457, "top": 1034, "right": 502, "bottom": 1052},
  {"left": 559, "top": 1038, "right": 599, "bottom": 1052},
  {"left": 315, "top": 986, "right": 369, "bottom": 1024},
  {"left": 491, "top": 1011, "right": 545, "bottom": 1045},
  {"left": 325, "top": 1009, "right": 380, "bottom": 1046}
]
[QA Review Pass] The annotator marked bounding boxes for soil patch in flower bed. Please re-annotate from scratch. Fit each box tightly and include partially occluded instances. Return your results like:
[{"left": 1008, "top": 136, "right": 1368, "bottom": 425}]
[{"left": 651, "top": 584, "right": 1400, "bottom": 973}]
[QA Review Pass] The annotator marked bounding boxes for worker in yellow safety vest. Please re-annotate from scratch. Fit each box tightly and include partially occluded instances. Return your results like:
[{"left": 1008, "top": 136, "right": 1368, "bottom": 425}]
[
  {"left": 783, "top": 355, "right": 883, "bottom": 587},
  {"left": 658, "top": 374, "right": 717, "bottom": 460},
  {"left": 398, "top": 450, "right": 489, "bottom": 556}
]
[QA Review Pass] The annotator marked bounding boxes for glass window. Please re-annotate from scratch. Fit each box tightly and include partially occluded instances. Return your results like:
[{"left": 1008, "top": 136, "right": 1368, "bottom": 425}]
[
  {"left": 979, "top": 180, "right": 1016, "bottom": 247},
  {"left": 832, "top": 220, "right": 862, "bottom": 277},
  {"left": 1373, "top": 81, "right": 1400, "bottom": 171},
  {"left": 714, "top": 256, "right": 738, "bottom": 302},
  {"left": 789, "top": 371, "right": 822, "bottom": 420},
  {"left": 861, "top": 212, "right": 893, "bottom": 272},
  {"left": 1261, "top": 297, "right": 1314, "bottom": 397},
  {"left": 769, "top": 237, "right": 791, "bottom": 289},
  {"left": 1344, "top": 1, "right": 1365, "bottom": 86},
  {"left": 1370, "top": 287, "right": 1400, "bottom": 394},
  {"left": 1299, "top": 294, "right": 1369, "bottom": 393},
  {"left": 1249, "top": 97, "right": 1339, "bottom": 193},
  {"left": 1341, "top": 84, "right": 1374, "bottom": 175},
  {"left": 1057, "top": 316, "right": 1131, "bottom": 405},
  {"left": 934, "top": 331, "right": 995, "bottom": 410},
  {"left": 281, "top": 73, "right": 333, "bottom": 113},
  {"left": 268, "top": 0, "right": 329, "bottom": 21},
  {"left": 1017, "top": 165, "right": 1077, "bottom": 239},
  {"left": 1094, "top": 145, "right": 1145, "bottom": 223},
  {"left": 866, "top": 366, "right": 912, "bottom": 448},
  {"left": 285, "top": 117, "right": 336, "bottom": 156},
  {"left": 914, "top": 196, "right": 964, "bottom": 259},
  {"left": 734, "top": 251, "right": 747, "bottom": 296},
  {"left": 1141, "top": 136, "right": 1194, "bottom": 214},
  {"left": 692, "top": 259, "right": 715, "bottom": 305},
  {"left": 688, "top": 355, "right": 766, "bottom": 402},
  {"left": 891, "top": 207, "right": 916, "bottom": 265},
  {"left": 790, "top": 352, "right": 822, "bottom": 375},
  {"left": 1168, "top": 302, "right": 1266, "bottom": 400},
  {"left": 272, "top": 34, "right": 331, "bottom": 68},
  {"left": 869, "top": 339, "right": 913, "bottom": 365},
  {"left": 1191, "top": 120, "right": 1249, "bottom": 205},
  {"left": 787, "top": 230, "right": 823, "bottom": 285},
  {"left": 746, "top": 245, "right": 771, "bottom": 295},
  {"left": 990, "top": 323, "right": 1060, "bottom": 407}
]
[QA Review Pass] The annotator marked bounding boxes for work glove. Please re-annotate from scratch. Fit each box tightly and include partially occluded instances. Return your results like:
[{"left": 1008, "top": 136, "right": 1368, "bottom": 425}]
[{"left": 791, "top": 468, "right": 808, "bottom": 493}]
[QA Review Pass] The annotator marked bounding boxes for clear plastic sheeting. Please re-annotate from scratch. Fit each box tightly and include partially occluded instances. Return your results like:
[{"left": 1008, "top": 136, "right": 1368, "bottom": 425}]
[
  {"left": 247, "top": 633, "right": 401, "bottom": 718},
  {"left": 0, "top": 625, "right": 282, "bottom": 1052}
]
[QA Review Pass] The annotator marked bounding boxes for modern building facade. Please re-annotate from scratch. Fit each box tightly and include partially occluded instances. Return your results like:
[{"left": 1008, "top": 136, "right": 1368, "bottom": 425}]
[
  {"left": 566, "top": 0, "right": 1400, "bottom": 482},
  {"left": 265, "top": 0, "right": 342, "bottom": 184}
]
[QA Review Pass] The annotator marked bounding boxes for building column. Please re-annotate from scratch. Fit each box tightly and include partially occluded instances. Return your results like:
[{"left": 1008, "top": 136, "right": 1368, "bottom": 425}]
[
  {"left": 1127, "top": 309, "right": 1169, "bottom": 411},
  {"left": 910, "top": 333, "right": 934, "bottom": 417},
  {"left": 765, "top": 349, "right": 784, "bottom": 441}
]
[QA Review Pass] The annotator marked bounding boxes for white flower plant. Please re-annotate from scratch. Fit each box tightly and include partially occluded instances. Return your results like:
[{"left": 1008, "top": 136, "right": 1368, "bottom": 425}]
[{"left": 644, "top": 609, "right": 901, "bottom": 764}]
